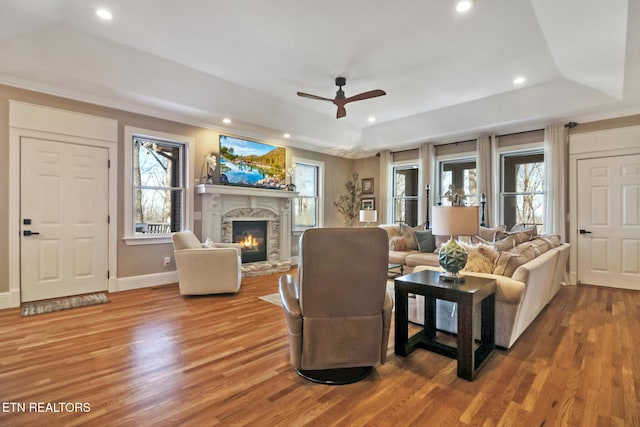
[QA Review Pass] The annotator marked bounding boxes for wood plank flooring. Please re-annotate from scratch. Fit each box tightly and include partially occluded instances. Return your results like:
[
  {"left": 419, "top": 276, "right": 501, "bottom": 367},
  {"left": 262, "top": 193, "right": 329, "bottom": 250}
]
[{"left": 0, "top": 270, "right": 638, "bottom": 426}]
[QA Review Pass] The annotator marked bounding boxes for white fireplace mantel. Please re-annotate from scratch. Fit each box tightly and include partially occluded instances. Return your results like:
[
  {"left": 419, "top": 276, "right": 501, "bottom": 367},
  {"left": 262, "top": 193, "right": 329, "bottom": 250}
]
[{"left": 197, "top": 184, "right": 298, "bottom": 264}]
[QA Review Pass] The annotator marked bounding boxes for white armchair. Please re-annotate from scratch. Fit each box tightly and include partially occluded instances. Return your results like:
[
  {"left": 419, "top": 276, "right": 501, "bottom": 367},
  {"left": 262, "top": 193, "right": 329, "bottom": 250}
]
[{"left": 172, "top": 231, "right": 242, "bottom": 295}]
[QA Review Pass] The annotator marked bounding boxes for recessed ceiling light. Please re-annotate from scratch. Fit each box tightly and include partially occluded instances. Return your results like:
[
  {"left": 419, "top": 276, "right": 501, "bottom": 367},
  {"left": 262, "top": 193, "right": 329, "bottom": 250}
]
[
  {"left": 367, "top": 116, "right": 376, "bottom": 123},
  {"left": 283, "top": 133, "right": 291, "bottom": 138},
  {"left": 96, "top": 8, "right": 113, "bottom": 20},
  {"left": 222, "top": 118, "right": 231, "bottom": 124},
  {"left": 456, "top": 0, "right": 475, "bottom": 13},
  {"left": 513, "top": 76, "right": 527, "bottom": 85}
]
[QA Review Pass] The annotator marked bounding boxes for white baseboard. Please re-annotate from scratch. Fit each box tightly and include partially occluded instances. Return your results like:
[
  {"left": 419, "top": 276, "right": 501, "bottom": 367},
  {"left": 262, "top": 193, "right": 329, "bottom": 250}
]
[
  {"left": 0, "top": 289, "right": 21, "bottom": 309},
  {"left": 112, "top": 271, "right": 179, "bottom": 292}
]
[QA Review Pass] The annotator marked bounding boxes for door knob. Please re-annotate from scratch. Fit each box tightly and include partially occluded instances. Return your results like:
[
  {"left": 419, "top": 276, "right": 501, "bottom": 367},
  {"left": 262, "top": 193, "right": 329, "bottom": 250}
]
[
  {"left": 23, "top": 230, "right": 40, "bottom": 236},
  {"left": 579, "top": 229, "right": 592, "bottom": 234}
]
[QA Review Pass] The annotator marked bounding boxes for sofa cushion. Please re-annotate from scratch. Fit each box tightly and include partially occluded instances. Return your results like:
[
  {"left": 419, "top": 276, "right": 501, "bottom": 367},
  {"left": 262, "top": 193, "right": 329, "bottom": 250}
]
[
  {"left": 493, "top": 247, "right": 536, "bottom": 277},
  {"left": 389, "top": 250, "right": 418, "bottom": 265},
  {"left": 414, "top": 230, "right": 436, "bottom": 253},
  {"left": 405, "top": 251, "right": 440, "bottom": 267},
  {"left": 461, "top": 243, "right": 499, "bottom": 274}
]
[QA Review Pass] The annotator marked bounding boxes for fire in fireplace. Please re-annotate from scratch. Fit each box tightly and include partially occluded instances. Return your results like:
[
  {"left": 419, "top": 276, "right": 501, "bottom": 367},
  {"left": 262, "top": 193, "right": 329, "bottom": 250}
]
[{"left": 232, "top": 220, "right": 268, "bottom": 263}]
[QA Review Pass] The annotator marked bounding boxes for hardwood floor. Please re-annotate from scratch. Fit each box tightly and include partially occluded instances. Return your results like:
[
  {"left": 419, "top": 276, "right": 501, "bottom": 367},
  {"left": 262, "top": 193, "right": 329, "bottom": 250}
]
[{"left": 0, "top": 270, "right": 638, "bottom": 426}]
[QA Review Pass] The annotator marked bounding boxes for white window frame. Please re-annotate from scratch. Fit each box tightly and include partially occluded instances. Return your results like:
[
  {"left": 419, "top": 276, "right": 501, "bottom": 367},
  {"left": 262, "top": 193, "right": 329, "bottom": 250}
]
[
  {"left": 389, "top": 160, "right": 420, "bottom": 226},
  {"left": 292, "top": 157, "right": 324, "bottom": 232},
  {"left": 435, "top": 151, "right": 477, "bottom": 206},
  {"left": 123, "top": 126, "right": 194, "bottom": 245},
  {"left": 495, "top": 141, "right": 544, "bottom": 230}
]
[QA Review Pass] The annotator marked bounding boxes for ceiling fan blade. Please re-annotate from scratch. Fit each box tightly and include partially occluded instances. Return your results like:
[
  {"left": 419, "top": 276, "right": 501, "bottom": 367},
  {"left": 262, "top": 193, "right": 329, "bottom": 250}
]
[
  {"left": 344, "top": 89, "right": 387, "bottom": 104},
  {"left": 297, "top": 92, "right": 334, "bottom": 102},
  {"left": 336, "top": 104, "right": 347, "bottom": 119}
]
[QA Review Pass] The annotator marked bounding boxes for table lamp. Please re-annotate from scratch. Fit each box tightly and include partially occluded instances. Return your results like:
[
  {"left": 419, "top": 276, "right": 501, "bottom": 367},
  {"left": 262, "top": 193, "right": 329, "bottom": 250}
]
[
  {"left": 432, "top": 206, "right": 479, "bottom": 282},
  {"left": 359, "top": 209, "right": 377, "bottom": 227}
]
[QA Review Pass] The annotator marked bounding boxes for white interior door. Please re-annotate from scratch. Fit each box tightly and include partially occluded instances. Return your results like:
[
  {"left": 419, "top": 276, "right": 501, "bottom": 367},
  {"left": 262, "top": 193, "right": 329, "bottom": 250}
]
[
  {"left": 20, "top": 137, "right": 109, "bottom": 302},
  {"left": 577, "top": 154, "right": 640, "bottom": 290}
]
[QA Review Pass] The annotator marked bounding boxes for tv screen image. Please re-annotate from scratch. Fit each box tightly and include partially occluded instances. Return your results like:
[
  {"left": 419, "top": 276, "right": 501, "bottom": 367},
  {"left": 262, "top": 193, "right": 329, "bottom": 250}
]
[{"left": 219, "top": 135, "right": 286, "bottom": 189}]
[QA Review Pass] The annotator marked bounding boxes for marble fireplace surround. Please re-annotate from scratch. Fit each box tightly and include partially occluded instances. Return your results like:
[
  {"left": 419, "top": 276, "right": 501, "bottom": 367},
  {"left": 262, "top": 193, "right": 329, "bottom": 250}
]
[{"left": 196, "top": 184, "right": 297, "bottom": 276}]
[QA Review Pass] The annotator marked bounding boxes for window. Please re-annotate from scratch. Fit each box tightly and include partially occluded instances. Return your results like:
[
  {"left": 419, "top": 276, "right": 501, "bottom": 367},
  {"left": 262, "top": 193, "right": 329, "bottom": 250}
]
[
  {"left": 124, "top": 126, "right": 194, "bottom": 245},
  {"left": 392, "top": 165, "right": 419, "bottom": 226},
  {"left": 439, "top": 159, "right": 477, "bottom": 205},
  {"left": 293, "top": 159, "right": 323, "bottom": 231},
  {"left": 133, "top": 137, "right": 184, "bottom": 235},
  {"left": 500, "top": 151, "right": 544, "bottom": 232}
]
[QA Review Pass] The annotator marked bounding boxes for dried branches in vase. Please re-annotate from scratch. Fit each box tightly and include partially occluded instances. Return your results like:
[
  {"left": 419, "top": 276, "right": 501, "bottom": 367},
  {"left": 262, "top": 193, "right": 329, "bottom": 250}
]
[{"left": 334, "top": 172, "right": 362, "bottom": 226}]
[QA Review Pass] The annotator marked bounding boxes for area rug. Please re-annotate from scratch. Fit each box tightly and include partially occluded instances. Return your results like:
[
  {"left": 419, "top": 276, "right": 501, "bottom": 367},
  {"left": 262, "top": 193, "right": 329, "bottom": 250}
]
[
  {"left": 259, "top": 293, "right": 282, "bottom": 307},
  {"left": 21, "top": 292, "right": 110, "bottom": 317},
  {"left": 258, "top": 281, "right": 395, "bottom": 308}
]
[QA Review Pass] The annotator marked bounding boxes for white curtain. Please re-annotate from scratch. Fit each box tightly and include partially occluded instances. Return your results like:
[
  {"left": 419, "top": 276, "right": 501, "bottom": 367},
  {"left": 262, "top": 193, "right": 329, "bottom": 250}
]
[
  {"left": 378, "top": 150, "right": 391, "bottom": 224},
  {"left": 544, "top": 123, "right": 567, "bottom": 239},
  {"left": 419, "top": 144, "right": 435, "bottom": 229},
  {"left": 476, "top": 135, "right": 492, "bottom": 227}
]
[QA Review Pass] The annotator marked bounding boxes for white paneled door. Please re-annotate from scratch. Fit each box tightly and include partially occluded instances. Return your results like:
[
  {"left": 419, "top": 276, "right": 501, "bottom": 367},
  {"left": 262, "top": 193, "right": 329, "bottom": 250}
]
[
  {"left": 577, "top": 154, "right": 640, "bottom": 290},
  {"left": 20, "top": 137, "right": 109, "bottom": 302}
]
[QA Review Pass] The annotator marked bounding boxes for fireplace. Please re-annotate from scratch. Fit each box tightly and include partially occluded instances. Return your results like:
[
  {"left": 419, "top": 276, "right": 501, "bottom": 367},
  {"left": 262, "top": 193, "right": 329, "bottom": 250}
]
[
  {"left": 233, "top": 220, "right": 268, "bottom": 263},
  {"left": 197, "top": 184, "right": 297, "bottom": 276}
]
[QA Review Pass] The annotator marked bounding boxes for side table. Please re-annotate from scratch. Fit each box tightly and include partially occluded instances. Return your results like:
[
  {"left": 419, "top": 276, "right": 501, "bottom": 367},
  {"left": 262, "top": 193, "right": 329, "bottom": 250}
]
[{"left": 394, "top": 269, "right": 496, "bottom": 381}]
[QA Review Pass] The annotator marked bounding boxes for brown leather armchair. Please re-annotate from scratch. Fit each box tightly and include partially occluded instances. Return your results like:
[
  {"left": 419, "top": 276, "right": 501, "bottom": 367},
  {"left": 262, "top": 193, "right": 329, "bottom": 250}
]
[{"left": 279, "top": 227, "right": 392, "bottom": 384}]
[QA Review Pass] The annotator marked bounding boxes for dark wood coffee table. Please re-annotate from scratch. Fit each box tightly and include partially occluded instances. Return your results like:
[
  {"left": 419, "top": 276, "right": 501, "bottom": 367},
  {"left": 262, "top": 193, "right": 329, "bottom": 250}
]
[{"left": 394, "top": 269, "right": 496, "bottom": 381}]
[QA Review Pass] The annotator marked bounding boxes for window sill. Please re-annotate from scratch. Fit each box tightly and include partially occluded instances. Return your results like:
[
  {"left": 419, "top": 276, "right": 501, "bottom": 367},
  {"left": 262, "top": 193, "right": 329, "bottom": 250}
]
[{"left": 123, "top": 235, "right": 173, "bottom": 246}]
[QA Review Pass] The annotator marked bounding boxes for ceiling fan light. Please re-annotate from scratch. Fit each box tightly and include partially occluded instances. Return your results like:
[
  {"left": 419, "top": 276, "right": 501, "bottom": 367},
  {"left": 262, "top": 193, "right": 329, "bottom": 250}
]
[{"left": 456, "top": 0, "right": 475, "bottom": 13}]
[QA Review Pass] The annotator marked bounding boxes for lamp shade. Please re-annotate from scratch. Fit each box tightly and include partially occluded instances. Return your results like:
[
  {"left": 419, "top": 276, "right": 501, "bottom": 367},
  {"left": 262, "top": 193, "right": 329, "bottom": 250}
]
[
  {"left": 432, "top": 206, "right": 479, "bottom": 237},
  {"left": 359, "top": 209, "right": 377, "bottom": 223}
]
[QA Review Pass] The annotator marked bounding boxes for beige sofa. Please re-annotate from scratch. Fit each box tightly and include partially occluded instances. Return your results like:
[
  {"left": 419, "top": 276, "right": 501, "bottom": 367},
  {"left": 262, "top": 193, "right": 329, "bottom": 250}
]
[{"left": 380, "top": 224, "right": 571, "bottom": 349}]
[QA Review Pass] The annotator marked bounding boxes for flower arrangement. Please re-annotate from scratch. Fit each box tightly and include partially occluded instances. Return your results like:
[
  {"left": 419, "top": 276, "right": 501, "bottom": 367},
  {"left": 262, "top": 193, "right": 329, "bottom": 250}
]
[
  {"left": 442, "top": 185, "right": 467, "bottom": 206},
  {"left": 200, "top": 153, "right": 217, "bottom": 184}
]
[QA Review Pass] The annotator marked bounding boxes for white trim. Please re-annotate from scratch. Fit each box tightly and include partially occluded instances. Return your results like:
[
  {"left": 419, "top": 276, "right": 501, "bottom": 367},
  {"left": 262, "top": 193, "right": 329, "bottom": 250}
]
[
  {"left": 8, "top": 102, "right": 118, "bottom": 307},
  {"left": 292, "top": 157, "right": 325, "bottom": 231},
  {"left": 0, "top": 290, "right": 21, "bottom": 310},
  {"left": 112, "top": 271, "right": 179, "bottom": 292},
  {"left": 123, "top": 126, "right": 195, "bottom": 245}
]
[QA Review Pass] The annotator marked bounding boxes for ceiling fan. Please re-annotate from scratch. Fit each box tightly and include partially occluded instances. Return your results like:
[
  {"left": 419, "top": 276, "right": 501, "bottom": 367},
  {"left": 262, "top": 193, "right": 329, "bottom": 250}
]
[{"left": 297, "top": 77, "right": 386, "bottom": 119}]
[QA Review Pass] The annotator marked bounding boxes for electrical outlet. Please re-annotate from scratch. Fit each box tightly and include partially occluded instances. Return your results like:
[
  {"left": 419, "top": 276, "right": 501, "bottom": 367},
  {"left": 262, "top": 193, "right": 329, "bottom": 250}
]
[
  {"left": 163, "top": 256, "right": 171, "bottom": 266},
  {"left": 194, "top": 211, "right": 202, "bottom": 220}
]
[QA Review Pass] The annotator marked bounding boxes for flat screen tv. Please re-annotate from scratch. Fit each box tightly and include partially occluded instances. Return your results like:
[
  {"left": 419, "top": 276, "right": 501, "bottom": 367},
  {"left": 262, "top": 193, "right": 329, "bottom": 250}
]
[{"left": 219, "top": 135, "right": 286, "bottom": 189}]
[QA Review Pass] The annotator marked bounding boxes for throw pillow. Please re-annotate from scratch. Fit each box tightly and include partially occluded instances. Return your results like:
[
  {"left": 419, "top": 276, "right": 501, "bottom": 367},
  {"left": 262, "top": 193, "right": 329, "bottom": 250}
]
[
  {"left": 434, "top": 235, "right": 449, "bottom": 253},
  {"left": 389, "top": 236, "right": 409, "bottom": 251},
  {"left": 493, "top": 247, "right": 536, "bottom": 277},
  {"left": 461, "top": 243, "right": 499, "bottom": 273},
  {"left": 399, "top": 224, "right": 422, "bottom": 251},
  {"left": 491, "top": 236, "right": 516, "bottom": 252},
  {"left": 478, "top": 225, "right": 506, "bottom": 242},
  {"left": 495, "top": 230, "right": 534, "bottom": 244},
  {"left": 414, "top": 230, "right": 436, "bottom": 253},
  {"left": 538, "top": 234, "right": 561, "bottom": 248}
]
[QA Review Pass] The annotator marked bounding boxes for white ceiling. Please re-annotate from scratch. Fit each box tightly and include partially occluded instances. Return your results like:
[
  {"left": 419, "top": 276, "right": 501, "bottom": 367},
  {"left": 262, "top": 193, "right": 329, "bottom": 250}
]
[{"left": 1, "top": 0, "right": 639, "bottom": 157}]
